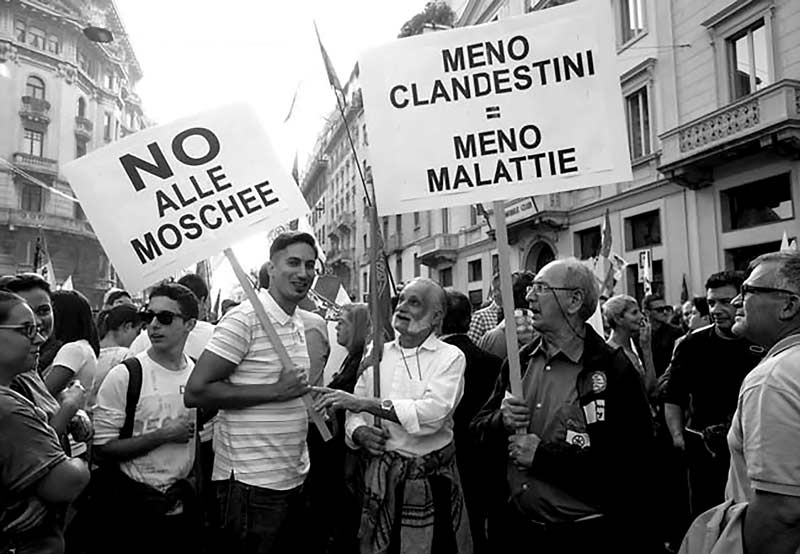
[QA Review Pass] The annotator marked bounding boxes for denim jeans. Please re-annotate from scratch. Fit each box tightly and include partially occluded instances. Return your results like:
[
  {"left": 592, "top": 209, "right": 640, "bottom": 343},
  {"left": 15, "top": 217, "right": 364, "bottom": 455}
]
[{"left": 214, "top": 478, "right": 304, "bottom": 554}]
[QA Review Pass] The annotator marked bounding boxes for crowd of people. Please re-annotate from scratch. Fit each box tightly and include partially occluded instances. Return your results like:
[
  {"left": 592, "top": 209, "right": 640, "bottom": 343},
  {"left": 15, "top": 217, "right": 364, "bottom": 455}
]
[{"left": 2, "top": 230, "right": 800, "bottom": 554}]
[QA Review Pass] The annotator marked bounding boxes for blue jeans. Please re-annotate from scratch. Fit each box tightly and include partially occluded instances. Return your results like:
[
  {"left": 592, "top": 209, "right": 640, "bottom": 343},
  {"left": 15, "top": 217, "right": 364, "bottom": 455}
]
[{"left": 214, "top": 478, "right": 304, "bottom": 554}]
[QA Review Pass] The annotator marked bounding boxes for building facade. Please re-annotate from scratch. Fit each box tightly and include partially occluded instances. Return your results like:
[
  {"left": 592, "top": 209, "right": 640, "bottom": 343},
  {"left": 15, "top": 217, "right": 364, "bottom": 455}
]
[
  {"left": 0, "top": 0, "right": 148, "bottom": 306},
  {"left": 302, "top": 0, "right": 800, "bottom": 306}
]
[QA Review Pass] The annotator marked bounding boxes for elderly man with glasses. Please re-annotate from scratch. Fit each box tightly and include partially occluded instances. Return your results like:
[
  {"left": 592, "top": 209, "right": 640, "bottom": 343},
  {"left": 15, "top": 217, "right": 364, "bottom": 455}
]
[
  {"left": 471, "top": 258, "right": 656, "bottom": 552},
  {"left": 724, "top": 251, "right": 800, "bottom": 554}
]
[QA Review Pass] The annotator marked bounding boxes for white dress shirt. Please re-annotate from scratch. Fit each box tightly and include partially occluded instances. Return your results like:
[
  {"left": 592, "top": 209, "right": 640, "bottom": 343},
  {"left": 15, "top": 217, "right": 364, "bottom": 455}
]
[{"left": 345, "top": 333, "right": 466, "bottom": 458}]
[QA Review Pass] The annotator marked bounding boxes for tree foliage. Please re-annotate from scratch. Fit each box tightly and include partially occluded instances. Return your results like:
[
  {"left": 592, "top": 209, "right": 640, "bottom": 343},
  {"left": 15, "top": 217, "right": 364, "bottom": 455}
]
[{"left": 398, "top": 1, "right": 456, "bottom": 38}]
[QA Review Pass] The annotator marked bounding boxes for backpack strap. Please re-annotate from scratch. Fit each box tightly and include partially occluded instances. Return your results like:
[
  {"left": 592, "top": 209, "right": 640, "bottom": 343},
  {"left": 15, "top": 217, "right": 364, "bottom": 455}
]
[{"left": 120, "top": 357, "right": 143, "bottom": 440}]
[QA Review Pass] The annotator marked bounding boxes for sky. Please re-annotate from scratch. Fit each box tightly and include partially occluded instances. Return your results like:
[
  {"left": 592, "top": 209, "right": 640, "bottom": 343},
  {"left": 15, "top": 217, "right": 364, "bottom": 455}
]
[{"left": 113, "top": 0, "right": 435, "bottom": 297}]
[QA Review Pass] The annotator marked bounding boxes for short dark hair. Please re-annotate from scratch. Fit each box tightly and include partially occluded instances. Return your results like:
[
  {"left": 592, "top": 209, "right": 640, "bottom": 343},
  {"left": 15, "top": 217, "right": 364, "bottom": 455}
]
[
  {"left": 106, "top": 289, "right": 131, "bottom": 306},
  {"left": 642, "top": 293, "right": 664, "bottom": 311},
  {"left": 692, "top": 296, "right": 710, "bottom": 317},
  {"left": 512, "top": 271, "right": 535, "bottom": 309},
  {"left": 52, "top": 290, "right": 100, "bottom": 355},
  {"left": 258, "top": 261, "right": 270, "bottom": 289},
  {"left": 177, "top": 273, "right": 209, "bottom": 301},
  {"left": 0, "top": 290, "right": 26, "bottom": 325},
  {"left": 442, "top": 289, "right": 472, "bottom": 335},
  {"left": 269, "top": 231, "right": 318, "bottom": 260},
  {"left": 97, "top": 304, "right": 140, "bottom": 337},
  {"left": 0, "top": 273, "right": 52, "bottom": 296},
  {"left": 148, "top": 283, "right": 199, "bottom": 320},
  {"left": 705, "top": 270, "right": 745, "bottom": 293}
]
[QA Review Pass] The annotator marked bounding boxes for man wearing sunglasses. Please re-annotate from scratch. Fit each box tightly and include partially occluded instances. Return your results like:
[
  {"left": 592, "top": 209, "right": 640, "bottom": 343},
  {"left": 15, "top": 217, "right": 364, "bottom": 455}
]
[
  {"left": 642, "top": 293, "right": 684, "bottom": 378},
  {"left": 661, "top": 270, "right": 764, "bottom": 521},
  {"left": 471, "top": 258, "right": 655, "bottom": 552},
  {"left": 724, "top": 251, "right": 800, "bottom": 554},
  {"left": 92, "top": 282, "right": 200, "bottom": 553}
]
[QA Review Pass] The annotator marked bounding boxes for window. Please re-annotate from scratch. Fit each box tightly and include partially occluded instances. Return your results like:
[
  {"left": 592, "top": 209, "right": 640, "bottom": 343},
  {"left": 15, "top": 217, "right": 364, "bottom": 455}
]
[
  {"left": 103, "top": 112, "right": 112, "bottom": 141},
  {"left": 29, "top": 26, "right": 45, "bottom": 49},
  {"left": 468, "top": 259, "right": 482, "bottom": 282},
  {"left": 382, "top": 217, "right": 389, "bottom": 241},
  {"left": 439, "top": 267, "right": 453, "bottom": 287},
  {"left": 363, "top": 124, "right": 368, "bottom": 146},
  {"left": 14, "top": 19, "right": 26, "bottom": 42},
  {"left": 492, "top": 254, "right": 499, "bottom": 275},
  {"left": 363, "top": 233, "right": 368, "bottom": 250},
  {"left": 625, "top": 209, "right": 661, "bottom": 250},
  {"left": 728, "top": 20, "right": 770, "bottom": 100},
  {"left": 442, "top": 208, "right": 449, "bottom": 234},
  {"left": 721, "top": 173, "right": 794, "bottom": 231},
  {"left": 77, "top": 50, "right": 96, "bottom": 78},
  {"left": 76, "top": 138, "right": 87, "bottom": 158},
  {"left": 468, "top": 290, "right": 483, "bottom": 310},
  {"left": 413, "top": 211, "right": 420, "bottom": 228},
  {"left": 414, "top": 253, "right": 420, "bottom": 277},
  {"left": 77, "top": 97, "right": 86, "bottom": 118},
  {"left": 619, "top": 0, "right": 645, "bottom": 44},
  {"left": 470, "top": 205, "right": 478, "bottom": 226},
  {"left": 395, "top": 257, "right": 403, "bottom": 282},
  {"left": 104, "top": 71, "right": 115, "bottom": 91},
  {"left": 74, "top": 202, "right": 86, "bottom": 221},
  {"left": 21, "top": 183, "right": 43, "bottom": 212},
  {"left": 625, "top": 87, "right": 651, "bottom": 159},
  {"left": 115, "top": 119, "right": 120, "bottom": 140},
  {"left": 26, "top": 76, "right": 45, "bottom": 99},
  {"left": 575, "top": 226, "right": 602, "bottom": 259},
  {"left": 22, "top": 129, "right": 44, "bottom": 157},
  {"left": 46, "top": 34, "right": 60, "bottom": 54},
  {"left": 396, "top": 214, "right": 402, "bottom": 235}
]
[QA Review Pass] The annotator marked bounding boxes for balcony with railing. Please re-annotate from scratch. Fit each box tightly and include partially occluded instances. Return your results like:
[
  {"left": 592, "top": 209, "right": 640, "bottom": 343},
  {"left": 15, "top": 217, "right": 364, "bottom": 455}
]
[
  {"left": 659, "top": 79, "right": 800, "bottom": 189},
  {"left": 75, "top": 116, "right": 93, "bottom": 140},
  {"left": 19, "top": 96, "right": 51, "bottom": 124},
  {"left": 1, "top": 208, "right": 95, "bottom": 239},
  {"left": 13, "top": 152, "right": 58, "bottom": 176},
  {"left": 418, "top": 233, "right": 459, "bottom": 267},
  {"left": 337, "top": 212, "right": 356, "bottom": 232},
  {"left": 327, "top": 246, "right": 355, "bottom": 267}
]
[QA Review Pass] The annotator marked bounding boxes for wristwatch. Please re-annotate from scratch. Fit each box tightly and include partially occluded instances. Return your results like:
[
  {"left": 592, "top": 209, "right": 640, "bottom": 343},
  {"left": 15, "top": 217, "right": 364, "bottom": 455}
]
[{"left": 381, "top": 399, "right": 394, "bottom": 412}]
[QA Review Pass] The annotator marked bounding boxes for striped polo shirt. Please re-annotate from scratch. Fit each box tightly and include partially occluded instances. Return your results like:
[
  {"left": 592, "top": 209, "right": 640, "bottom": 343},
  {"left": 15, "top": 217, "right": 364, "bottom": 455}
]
[{"left": 206, "top": 290, "right": 310, "bottom": 490}]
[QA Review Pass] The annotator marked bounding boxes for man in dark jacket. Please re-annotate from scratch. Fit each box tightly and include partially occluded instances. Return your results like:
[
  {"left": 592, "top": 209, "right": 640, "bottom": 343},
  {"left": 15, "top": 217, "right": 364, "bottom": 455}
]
[
  {"left": 440, "top": 289, "right": 502, "bottom": 554},
  {"left": 471, "top": 259, "right": 656, "bottom": 552}
]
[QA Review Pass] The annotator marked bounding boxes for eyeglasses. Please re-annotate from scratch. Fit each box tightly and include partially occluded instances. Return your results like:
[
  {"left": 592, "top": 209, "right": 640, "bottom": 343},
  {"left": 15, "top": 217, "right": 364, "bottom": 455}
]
[
  {"left": 526, "top": 283, "right": 579, "bottom": 296},
  {"left": 0, "top": 322, "right": 43, "bottom": 339},
  {"left": 139, "top": 310, "right": 184, "bottom": 326},
  {"left": 741, "top": 284, "right": 800, "bottom": 298}
]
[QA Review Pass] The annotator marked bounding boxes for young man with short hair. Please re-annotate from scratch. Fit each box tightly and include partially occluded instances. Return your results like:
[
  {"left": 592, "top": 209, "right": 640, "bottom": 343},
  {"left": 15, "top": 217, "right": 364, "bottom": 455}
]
[{"left": 92, "top": 283, "right": 200, "bottom": 554}]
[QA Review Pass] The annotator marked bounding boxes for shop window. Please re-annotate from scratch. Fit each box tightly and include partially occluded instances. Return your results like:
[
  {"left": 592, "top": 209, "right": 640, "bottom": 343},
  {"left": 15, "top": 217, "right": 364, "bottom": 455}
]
[
  {"left": 575, "top": 226, "right": 601, "bottom": 259},
  {"left": 721, "top": 173, "right": 793, "bottom": 232}
]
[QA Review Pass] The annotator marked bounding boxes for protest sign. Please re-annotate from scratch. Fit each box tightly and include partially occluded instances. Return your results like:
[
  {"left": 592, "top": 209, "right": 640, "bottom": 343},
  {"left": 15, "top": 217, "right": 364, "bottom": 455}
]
[
  {"left": 359, "top": 0, "right": 631, "bottom": 215},
  {"left": 61, "top": 103, "right": 309, "bottom": 291}
]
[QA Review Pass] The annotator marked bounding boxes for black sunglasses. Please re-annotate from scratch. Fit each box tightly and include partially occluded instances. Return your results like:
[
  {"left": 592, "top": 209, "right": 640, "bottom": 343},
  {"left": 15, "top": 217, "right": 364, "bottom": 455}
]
[
  {"left": 0, "top": 322, "right": 42, "bottom": 339},
  {"left": 139, "top": 310, "right": 184, "bottom": 326}
]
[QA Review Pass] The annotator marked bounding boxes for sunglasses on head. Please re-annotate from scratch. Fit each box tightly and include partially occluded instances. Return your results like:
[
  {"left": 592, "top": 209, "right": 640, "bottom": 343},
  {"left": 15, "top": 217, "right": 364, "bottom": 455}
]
[
  {"left": 139, "top": 310, "right": 184, "bottom": 326},
  {"left": 0, "top": 321, "right": 43, "bottom": 339}
]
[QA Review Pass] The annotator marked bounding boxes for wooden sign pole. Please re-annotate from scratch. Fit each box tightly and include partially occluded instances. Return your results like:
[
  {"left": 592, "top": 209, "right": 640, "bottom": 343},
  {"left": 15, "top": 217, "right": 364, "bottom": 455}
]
[
  {"left": 224, "top": 248, "right": 332, "bottom": 441},
  {"left": 492, "top": 201, "right": 523, "bottom": 398}
]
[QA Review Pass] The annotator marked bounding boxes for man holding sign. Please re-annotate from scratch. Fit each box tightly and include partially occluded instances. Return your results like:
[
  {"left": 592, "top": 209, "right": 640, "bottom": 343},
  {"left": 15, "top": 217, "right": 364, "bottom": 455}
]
[
  {"left": 185, "top": 232, "right": 317, "bottom": 553},
  {"left": 471, "top": 259, "right": 655, "bottom": 551}
]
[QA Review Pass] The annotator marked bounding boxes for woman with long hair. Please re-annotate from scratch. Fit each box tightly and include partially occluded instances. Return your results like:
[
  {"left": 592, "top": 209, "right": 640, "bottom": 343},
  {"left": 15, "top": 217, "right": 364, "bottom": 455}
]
[
  {"left": 329, "top": 303, "right": 371, "bottom": 394},
  {"left": 92, "top": 304, "right": 141, "bottom": 405},
  {"left": 44, "top": 290, "right": 100, "bottom": 397},
  {"left": 0, "top": 290, "right": 90, "bottom": 554}
]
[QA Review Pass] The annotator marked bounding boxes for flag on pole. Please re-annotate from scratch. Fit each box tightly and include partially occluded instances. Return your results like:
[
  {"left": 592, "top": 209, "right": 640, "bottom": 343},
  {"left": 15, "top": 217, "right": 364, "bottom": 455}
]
[
  {"left": 39, "top": 259, "right": 56, "bottom": 288},
  {"left": 781, "top": 231, "right": 790, "bottom": 251},
  {"left": 314, "top": 22, "right": 342, "bottom": 91},
  {"left": 600, "top": 209, "right": 612, "bottom": 259},
  {"left": 370, "top": 208, "right": 395, "bottom": 341},
  {"left": 680, "top": 274, "right": 689, "bottom": 304},
  {"left": 283, "top": 83, "right": 300, "bottom": 123}
]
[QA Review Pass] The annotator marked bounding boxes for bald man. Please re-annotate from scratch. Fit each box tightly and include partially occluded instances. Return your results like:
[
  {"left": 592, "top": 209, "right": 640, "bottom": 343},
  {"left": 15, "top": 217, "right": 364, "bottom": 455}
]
[{"left": 313, "top": 277, "right": 470, "bottom": 554}]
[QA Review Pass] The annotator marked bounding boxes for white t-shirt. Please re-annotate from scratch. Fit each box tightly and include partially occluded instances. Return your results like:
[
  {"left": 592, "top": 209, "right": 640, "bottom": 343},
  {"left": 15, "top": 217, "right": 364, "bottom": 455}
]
[
  {"left": 93, "top": 351, "right": 196, "bottom": 492},
  {"left": 52, "top": 339, "right": 97, "bottom": 393},
  {"left": 92, "top": 346, "right": 129, "bottom": 406}
]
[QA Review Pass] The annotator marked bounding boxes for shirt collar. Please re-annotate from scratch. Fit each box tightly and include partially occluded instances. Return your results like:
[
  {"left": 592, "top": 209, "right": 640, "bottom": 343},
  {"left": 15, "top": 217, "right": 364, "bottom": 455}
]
[
  {"left": 765, "top": 333, "right": 800, "bottom": 360},
  {"left": 260, "top": 289, "right": 296, "bottom": 326},
  {"left": 537, "top": 334, "right": 584, "bottom": 363},
  {"left": 391, "top": 332, "right": 441, "bottom": 352}
]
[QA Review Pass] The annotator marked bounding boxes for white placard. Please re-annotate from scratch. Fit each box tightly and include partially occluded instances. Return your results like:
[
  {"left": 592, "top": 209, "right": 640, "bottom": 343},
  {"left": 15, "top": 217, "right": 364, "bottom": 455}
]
[
  {"left": 62, "top": 104, "right": 309, "bottom": 291},
  {"left": 359, "top": 0, "right": 632, "bottom": 216},
  {"left": 638, "top": 249, "right": 653, "bottom": 283}
]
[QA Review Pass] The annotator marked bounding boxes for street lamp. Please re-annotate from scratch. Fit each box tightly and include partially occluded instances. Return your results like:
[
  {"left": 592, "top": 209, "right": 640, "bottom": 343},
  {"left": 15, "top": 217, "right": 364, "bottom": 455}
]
[{"left": 83, "top": 25, "right": 114, "bottom": 43}]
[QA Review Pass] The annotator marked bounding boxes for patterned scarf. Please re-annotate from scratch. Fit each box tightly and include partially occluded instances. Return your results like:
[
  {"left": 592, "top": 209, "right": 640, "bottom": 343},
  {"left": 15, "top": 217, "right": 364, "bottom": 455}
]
[{"left": 359, "top": 442, "right": 472, "bottom": 554}]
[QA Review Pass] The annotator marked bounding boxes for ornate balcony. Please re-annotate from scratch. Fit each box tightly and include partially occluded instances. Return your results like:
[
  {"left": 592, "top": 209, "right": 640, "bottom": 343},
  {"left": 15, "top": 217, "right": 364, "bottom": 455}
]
[
  {"left": 659, "top": 79, "right": 800, "bottom": 189},
  {"left": 337, "top": 212, "right": 356, "bottom": 232},
  {"left": 19, "top": 96, "right": 50, "bottom": 124},
  {"left": 418, "top": 233, "right": 459, "bottom": 267},
  {"left": 1, "top": 208, "right": 95, "bottom": 239},
  {"left": 327, "top": 246, "right": 355, "bottom": 267},
  {"left": 75, "top": 116, "right": 93, "bottom": 140},
  {"left": 13, "top": 152, "right": 58, "bottom": 176}
]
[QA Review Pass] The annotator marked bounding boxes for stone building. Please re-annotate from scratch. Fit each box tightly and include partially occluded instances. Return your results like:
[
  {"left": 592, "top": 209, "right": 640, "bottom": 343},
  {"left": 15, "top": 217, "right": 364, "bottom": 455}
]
[{"left": 0, "top": 0, "right": 148, "bottom": 306}]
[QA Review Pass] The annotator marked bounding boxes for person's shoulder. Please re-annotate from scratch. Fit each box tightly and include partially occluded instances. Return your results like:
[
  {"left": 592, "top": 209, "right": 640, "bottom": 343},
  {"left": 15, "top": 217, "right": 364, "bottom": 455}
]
[
  {"left": 0, "top": 387, "right": 30, "bottom": 415},
  {"left": 297, "top": 308, "right": 326, "bottom": 328},
  {"left": 679, "top": 324, "right": 715, "bottom": 346}
]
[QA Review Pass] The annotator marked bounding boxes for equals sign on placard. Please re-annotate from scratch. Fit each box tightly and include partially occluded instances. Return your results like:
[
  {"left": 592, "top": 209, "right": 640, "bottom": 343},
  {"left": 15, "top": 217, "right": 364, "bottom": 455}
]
[{"left": 485, "top": 106, "right": 501, "bottom": 120}]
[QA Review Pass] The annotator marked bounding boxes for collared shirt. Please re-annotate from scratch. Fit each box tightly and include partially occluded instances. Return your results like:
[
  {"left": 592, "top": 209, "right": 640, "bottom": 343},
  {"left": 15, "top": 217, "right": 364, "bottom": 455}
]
[
  {"left": 205, "top": 290, "right": 310, "bottom": 490},
  {"left": 467, "top": 301, "right": 501, "bottom": 344},
  {"left": 345, "top": 334, "right": 465, "bottom": 458},
  {"left": 508, "top": 335, "right": 603, "bottom": 523},
  {"left": 727, "top": 333, "right": 800, "bottom": 502}
]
